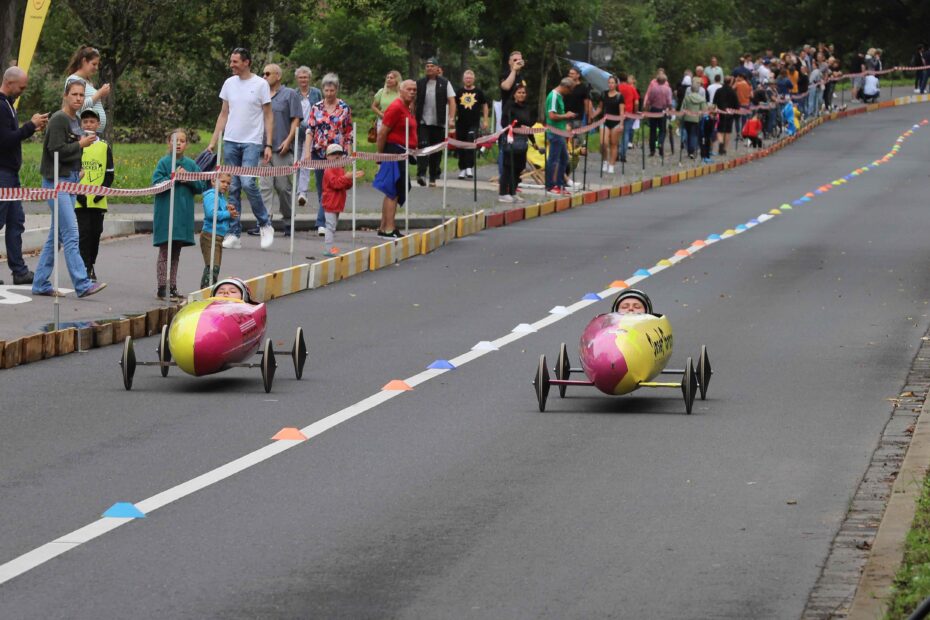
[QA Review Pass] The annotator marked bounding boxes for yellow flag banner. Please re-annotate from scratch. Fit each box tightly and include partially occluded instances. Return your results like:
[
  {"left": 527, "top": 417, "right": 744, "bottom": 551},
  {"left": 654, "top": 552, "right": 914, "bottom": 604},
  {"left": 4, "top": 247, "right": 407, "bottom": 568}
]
[{"left": 17, "top": 0, "right": 52, "bottom": 74}]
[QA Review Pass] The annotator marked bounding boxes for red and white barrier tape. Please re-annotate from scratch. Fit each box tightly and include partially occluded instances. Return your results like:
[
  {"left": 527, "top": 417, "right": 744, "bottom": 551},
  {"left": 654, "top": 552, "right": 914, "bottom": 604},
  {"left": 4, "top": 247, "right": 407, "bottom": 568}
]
[
  {"left": 4, "top": 64, "right": 929, "bottom": 202},
  {"left": 0, "top": 187, "right": 56, "bottom": 201},
  {"left": 57, "top": 180, "right": 173, "bottom": 197}
]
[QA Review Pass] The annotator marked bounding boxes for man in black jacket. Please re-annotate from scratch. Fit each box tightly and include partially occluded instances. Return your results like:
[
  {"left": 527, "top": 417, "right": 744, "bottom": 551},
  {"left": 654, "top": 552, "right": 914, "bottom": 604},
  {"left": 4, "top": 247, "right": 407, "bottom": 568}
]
[
  {"left": 415, "top": 58, "right": 456, "bottom": 187},
  {"left": 0, "top": 67, "right": 48, "bottom": 285}
]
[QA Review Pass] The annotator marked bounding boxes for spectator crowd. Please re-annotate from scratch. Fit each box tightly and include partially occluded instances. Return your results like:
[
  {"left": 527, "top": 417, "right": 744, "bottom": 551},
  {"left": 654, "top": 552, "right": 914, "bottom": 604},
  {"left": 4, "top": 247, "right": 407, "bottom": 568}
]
[{"left": 1, "top": 40, "right": 927, "bottom": 301}]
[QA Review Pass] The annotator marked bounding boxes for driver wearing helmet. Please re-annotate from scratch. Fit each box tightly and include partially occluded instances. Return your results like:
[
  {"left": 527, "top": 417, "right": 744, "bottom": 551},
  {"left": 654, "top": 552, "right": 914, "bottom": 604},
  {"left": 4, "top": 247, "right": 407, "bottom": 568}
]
[
  {"left": 210, "top": 277, "right": 255, "bottom": 303},
  {"left": 611, "top": 288, "right": 653, "bottom": 315}
]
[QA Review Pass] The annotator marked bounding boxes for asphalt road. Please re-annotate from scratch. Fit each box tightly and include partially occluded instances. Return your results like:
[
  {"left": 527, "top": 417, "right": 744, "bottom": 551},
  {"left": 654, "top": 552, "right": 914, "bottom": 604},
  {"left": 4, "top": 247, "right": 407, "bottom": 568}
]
[{"left": 1, "top": 104, "right": 929, "bottom": 619}]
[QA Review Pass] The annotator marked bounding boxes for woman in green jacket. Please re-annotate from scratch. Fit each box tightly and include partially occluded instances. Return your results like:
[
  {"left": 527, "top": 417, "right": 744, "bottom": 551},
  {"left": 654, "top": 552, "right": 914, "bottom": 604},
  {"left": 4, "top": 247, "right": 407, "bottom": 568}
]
[
  {"left": 680, "top": 81, "right": 708, "bottom": 160},
  {"left": 151, "top": 129, "right": 205, "bottom": 300}
]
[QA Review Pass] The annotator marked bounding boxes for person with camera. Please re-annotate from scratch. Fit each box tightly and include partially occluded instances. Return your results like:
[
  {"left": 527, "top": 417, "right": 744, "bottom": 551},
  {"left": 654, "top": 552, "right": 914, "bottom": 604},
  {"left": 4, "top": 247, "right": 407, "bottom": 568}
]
[{"left": 500, "top": 51, "right": 527, "bottom": 104}]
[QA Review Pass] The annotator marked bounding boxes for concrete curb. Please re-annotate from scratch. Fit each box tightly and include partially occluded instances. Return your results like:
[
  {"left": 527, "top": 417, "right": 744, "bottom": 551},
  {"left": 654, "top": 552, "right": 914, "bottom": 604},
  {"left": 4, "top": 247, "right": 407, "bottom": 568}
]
[
  {"left": 846, "top": 365, "right": 930, "bottom": 618},
  {"left": 2, "top": 94, "right": 928, "bottom": 371}
]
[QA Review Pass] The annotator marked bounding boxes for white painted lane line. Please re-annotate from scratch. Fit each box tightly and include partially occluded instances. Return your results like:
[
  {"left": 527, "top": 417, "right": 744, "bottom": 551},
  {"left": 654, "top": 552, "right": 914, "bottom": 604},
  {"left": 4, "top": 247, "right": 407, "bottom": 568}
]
[
  {"left": 0, "top": 122, "right": 921, "bottom": 587},
  {"left": 136, "top": 442, "right": 297, "bottom": 514}
]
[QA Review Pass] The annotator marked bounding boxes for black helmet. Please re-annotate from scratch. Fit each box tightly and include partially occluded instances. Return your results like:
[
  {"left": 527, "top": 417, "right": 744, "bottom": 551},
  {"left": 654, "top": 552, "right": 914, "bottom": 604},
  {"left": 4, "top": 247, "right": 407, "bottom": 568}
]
[
  {"left": 211, "top": 277, "right": 253, "bottom": 303},
  {"left": 611, "top": 288, "right": 653, "bottom": 314}
]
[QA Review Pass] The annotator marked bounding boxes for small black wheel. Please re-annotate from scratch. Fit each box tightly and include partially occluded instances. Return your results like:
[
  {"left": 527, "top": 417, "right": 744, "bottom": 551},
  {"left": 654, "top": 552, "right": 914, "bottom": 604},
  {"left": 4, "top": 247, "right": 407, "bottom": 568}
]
[
  {"left": 533, "top": 354, "right": 551, "bottom": 412},
  {"left": 698, "top": 345, "right": 712, "bottom": 400},
  {"left": 292, "top": 327, "right": 308, "bottom": 380},
  {"left": 158, "top": 324, "right": 171, "bottom": 377},
  {"left": 681, "top": 357, "right": 697, "bottom": 415},
  {"left": 555, "top": 342, "right": 570, "bottom": 398},
  {"left": 261, "top": 338, "right": 277, "bottom": 393},
  {"left": 120, "top": 336, "right": 136, "bottom": 391}
]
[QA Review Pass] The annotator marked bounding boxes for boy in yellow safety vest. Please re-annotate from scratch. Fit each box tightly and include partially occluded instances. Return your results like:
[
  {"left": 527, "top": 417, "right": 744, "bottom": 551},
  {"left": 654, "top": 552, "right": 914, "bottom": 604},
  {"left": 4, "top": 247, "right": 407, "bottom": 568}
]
[{"left": 75, "top": 108, "right": 114, "bottom": 282}]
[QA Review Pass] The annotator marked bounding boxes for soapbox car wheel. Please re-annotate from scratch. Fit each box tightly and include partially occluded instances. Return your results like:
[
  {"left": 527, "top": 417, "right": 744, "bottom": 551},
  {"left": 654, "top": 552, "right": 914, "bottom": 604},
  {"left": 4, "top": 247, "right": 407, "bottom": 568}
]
[
  {"left": 261, "top": 338, "right": 277, "bottom": 393},
  {"left": 158, "top": 324, "right": 171, "bottom": 377},
  {"left": 681, "top": 357, "right": 697, "bottom": 415},
  {"left": 533, "top": 354, "right": 551, "bottom": 412},
  {"left": 292, "top": 327, "right": 308, "bottom": 380},
  {"left": 555, "top": 343, "right": 570, "bottom": 398},
  {"left": 120, "top": 336, "right": 136, "bottom": 391},
  {"left": 698, "top": 345, "right": 712, "bottom": 400}
]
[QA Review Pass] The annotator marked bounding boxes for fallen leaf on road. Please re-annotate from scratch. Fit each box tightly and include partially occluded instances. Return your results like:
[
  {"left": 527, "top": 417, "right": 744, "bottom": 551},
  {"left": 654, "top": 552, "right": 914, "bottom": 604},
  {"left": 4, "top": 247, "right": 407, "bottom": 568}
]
[{"left": 786, "top": 499, "right": 798, "bottom": 505}]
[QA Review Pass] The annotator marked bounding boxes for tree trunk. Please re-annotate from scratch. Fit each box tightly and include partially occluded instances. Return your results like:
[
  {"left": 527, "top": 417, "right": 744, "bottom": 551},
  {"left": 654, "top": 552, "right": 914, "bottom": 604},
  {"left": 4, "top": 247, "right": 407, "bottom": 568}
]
[
  {"left": 0, "top": 0, "right": 16, "bottom": 69},
  {"left": 537, "top": 45, "right": 551, "bottom": 122}
]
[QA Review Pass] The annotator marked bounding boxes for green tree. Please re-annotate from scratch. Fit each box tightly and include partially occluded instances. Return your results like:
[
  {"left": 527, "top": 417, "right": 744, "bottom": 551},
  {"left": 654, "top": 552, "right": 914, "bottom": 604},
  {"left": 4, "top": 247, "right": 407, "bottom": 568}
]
[{"left": 289, "top": 5, "right": 408, "bottom": 92}]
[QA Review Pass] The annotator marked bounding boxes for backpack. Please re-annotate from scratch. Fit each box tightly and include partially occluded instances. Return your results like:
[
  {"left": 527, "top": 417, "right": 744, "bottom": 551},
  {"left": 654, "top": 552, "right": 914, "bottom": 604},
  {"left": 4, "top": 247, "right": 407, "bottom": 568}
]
[{"left": 194, "top": 149, "right": 217, "bottom": 173}]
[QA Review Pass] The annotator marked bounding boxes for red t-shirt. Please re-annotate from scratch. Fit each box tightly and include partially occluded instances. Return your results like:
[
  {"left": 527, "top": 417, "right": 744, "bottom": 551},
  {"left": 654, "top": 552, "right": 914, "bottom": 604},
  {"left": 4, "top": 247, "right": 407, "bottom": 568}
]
[
  {"left": 742, "top": 118, "right": 762, "bottom": 138},
  {"left": 382, "top": 98, "right": 417, "bottom": 148},
  {"left": 618, "top": 83, "right": 639, "bottom": 113}
]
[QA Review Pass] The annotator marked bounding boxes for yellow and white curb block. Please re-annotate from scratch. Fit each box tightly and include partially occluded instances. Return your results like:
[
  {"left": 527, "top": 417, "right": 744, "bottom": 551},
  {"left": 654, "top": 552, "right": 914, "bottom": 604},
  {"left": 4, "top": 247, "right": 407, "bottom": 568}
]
[
  {"left": 420, "top": 224, "right": 445, "bottom": 255},
  {"left": 395, "top": 231, "right": 421, "bottom": 261},
  {"left": 369, "top": 240, "right": 397, "bottom": 271},
  {"left": 309, "top": 256, "right": 340, "bottom": 289},
  {"left": 338, "top": 247, "right": 369, "bottom": 280}
]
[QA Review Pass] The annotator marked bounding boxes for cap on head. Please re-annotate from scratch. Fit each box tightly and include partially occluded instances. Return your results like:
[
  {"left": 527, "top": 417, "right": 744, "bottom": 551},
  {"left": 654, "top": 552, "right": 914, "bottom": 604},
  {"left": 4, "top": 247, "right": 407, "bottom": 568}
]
[
  {"left": 425, "top": 57, "right": 439, "bottom": 66},
  {"left": 80, "top": 108, "right": 99, "bottom": 120},
  {"left": 611, "top": 288, "right": 654, "bottom": 314},
  {"left": 325, "top": 143, "right": 345, "bottom": 157},
  {"left": 211, "top": 277, "right": 253, "bottom": 303}
]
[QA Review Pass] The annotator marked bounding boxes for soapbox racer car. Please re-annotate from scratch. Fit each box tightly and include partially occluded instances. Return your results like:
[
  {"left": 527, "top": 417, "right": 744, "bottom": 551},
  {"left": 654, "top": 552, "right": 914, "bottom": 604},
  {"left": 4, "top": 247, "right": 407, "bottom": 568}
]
[
  {"left": 119, "top": 295, "right": 307, "bottom": 393},
  {"left": 532, "top": 292, "right": 711, "bottom": 414}
]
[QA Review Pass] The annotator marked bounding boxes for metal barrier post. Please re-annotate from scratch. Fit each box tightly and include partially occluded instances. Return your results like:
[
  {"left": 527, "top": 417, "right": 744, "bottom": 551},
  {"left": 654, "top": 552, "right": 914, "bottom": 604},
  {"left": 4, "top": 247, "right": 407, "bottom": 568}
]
[
  {"left": 209, "top": 141, "right": 223, "bottom": 287},
  {"left": 165, "top": 132, "right": 177, "bottom": 305},
  {"left": 53, "top": 152, "right": 59, "bottom": 330},
  {"left": 404, "top": 118, "right": 409, "bottom": 235},
  {"left": 290, "top": 130, "right": 297, "bottom": 265},
  {"left": 351, "top": 122, "right": 357, "bottom": 248},
  {"left": 442, "top": 121, "right": 449, "bottom": 211}
]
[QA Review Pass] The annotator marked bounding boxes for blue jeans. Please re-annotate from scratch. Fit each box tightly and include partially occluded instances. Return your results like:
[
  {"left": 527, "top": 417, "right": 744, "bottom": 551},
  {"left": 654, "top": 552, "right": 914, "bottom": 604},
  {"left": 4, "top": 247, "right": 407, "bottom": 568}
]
[
  {"left": 33, "top": 171, "right": 93, "bottom": 295},
  {"left": 0, "top": 168, "right": 29, "bottom": 277},
  {"left": 546, "top": 133, "right": 568, "bottom": 190},
  {"left": 807, "top": 90, "right": 822, "bottom": 117},
  {"left": 224, "top": 140, "right": 271, "bottom": 237},
  {"left": 619, "top": 118, "right": 635, "bottom": 161},
  {"left": 684, "top": 121, "right": 699, "bottom": 155},
  {"left": 919, "top": 70, "right": 929, "bottom": 94}
]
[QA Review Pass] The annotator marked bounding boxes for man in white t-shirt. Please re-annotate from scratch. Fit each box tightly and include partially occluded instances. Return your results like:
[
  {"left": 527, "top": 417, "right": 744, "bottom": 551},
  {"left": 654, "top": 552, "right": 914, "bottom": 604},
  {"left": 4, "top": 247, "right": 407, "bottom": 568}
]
[{"left": 207, "top": 47, "right": 275, "bottom": 250}]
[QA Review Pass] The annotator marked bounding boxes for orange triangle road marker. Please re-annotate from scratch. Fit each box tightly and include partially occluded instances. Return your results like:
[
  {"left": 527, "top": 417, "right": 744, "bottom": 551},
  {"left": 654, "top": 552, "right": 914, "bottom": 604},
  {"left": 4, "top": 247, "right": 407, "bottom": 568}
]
[
  {"left": 272, "top": 427, "right": 308, "bottom": 441},
  {"left": 383, "top": 380, "right": 413, "bottom": 391},
  {"left": 609, "top": 280, "right": 628, "bottom": 288}
]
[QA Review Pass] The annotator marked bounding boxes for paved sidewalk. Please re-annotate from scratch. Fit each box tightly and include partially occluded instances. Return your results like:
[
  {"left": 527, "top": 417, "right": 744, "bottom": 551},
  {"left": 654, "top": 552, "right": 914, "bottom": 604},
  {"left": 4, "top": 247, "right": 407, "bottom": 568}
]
[{"left": 0, "top": 227, "right": 408, "bottom": 341}]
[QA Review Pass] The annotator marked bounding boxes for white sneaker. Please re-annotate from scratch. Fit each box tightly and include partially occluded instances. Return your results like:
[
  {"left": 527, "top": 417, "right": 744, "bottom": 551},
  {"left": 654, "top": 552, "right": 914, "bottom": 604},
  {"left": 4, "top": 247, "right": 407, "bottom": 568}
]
[
  {"left": 297, "top": 193, "right": 307, "bottom": 207},
  {"left": 513, "top": 194, "right": 525, "bottom": 203},
  {"left": 317, "top": 226, "right": 326, "bottom": 237},
  {"left": 458, "top": 170, "right": 467, "bottom": 179},
  {"left": 607, "top": 165, "right": 614, "bottom": 174},
  {"left": 222, "top": 234, "right": 241, "bottom": 249},
  {"left": 497, "top": 194, "right": 514, "bottom": 203},
  {"left": 601, "top": 162, "right": 608, "bottom": 172},
  {"left": 565, "top": 178, "right": 575, "bottom": 187},
  {"left": 259, "top": 225, "right": 274, "bottom": 249},
  {"left": 466, "top": 167, "right": 474, "bottom": 178},
  {"left": 915, "top": 89, "right": 921, "bottom": 94}
]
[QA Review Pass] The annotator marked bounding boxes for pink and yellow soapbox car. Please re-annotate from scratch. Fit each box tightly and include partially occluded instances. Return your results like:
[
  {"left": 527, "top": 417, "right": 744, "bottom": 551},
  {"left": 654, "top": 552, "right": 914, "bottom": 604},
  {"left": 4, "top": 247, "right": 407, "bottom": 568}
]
[
  {"left": 533, "top": 293, "right": 711, "bottom": 414},
  {"left": 119, "top": 297, "right": 307, "bottom": 393}
]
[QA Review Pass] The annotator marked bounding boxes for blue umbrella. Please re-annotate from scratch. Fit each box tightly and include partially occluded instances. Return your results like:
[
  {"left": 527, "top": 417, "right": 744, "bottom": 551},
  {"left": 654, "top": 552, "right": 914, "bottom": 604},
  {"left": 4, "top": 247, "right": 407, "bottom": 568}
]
[{"left": 564, "top": 59, "right": 612, "bottom": 93}]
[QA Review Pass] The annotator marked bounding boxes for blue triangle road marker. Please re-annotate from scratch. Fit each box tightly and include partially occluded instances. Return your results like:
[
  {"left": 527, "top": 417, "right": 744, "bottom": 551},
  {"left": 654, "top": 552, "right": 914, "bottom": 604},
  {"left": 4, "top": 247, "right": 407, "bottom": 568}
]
[
  {"left": 706, "top": 234, "right": 721, "bottom": 241},
  {"left": 428, "top": 360, "right": 456, "bottom": 370},
  {"left": 582, "top": 293, "right": 602, "bottom": 301},
  {"left": 103, "top": 502, "right": 145, "bottom": 519},
  {"left": 634, "top": 269, "right": 652, "bottom": 277}
]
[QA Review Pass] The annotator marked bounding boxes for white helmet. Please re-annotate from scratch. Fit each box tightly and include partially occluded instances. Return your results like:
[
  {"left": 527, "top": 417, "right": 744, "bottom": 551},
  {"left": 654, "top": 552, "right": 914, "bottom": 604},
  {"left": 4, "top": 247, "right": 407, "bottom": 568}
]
[{"left": 211, "top": 277, "right": 254, "bottom": 303}]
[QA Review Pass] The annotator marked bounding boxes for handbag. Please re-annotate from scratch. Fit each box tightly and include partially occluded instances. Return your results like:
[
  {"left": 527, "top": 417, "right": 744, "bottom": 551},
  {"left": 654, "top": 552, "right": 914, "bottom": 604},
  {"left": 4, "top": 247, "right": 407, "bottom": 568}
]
[{"left": 367, "top": 124, "right": 377, "bottom": 143}]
